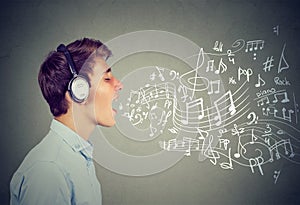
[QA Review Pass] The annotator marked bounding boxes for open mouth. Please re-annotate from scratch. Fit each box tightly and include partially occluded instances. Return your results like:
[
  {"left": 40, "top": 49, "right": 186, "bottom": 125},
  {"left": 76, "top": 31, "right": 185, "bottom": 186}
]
[{"left": 112, "top": 93, "right": 119, "bottom": 116}]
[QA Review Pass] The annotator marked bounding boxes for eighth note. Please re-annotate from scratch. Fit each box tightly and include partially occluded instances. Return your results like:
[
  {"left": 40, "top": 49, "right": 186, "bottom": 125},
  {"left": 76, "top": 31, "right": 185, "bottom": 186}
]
[
  {"left": 250, "top": 129, "right": 258, "bottom": 144},
  {"left": 181, "top": 98, "right": 204, "bottom": 125},
  {"left": 272, "top": 91, "right": 289, "bottom": 104},
  {"left": 207, "top": 80, "right": 220, "bottom": 95},
  {"left": 212, "top": 91, "right": 236, "bottom": 127},
  {"left": 245, "top": 40, "right": 264, "bottom": 60},
  {"left": 255, "top": 74, "right": 265, "bottom": 88}
]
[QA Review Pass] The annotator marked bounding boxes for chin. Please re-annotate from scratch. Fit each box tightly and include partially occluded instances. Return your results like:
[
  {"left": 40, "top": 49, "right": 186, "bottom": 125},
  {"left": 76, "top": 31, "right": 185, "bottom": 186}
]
[
  {"left": 98, "top": 120, "right": 115, "bottom": 127},
  {"left": 104, "top": 122, "right": 115, "bottom": 127},
  {"left": 96, "top": 110, "right": 116, "bottom": 127}
]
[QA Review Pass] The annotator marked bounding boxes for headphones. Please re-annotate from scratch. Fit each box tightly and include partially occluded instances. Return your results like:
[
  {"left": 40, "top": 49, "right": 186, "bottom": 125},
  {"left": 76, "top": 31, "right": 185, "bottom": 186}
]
[{"left": 57, "top": 44, "right": 90, "bottom": 103}]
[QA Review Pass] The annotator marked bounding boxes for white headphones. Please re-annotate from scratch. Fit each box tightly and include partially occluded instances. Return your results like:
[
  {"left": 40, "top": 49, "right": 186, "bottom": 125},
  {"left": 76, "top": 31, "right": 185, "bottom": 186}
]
[{"left": 57, "top": 44, "right": 90, "bottom": 103}]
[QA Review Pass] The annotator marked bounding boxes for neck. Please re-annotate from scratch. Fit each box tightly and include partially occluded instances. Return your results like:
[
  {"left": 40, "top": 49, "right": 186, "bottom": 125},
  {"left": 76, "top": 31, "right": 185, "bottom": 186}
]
[{"left": 55, "top": 107, "right": 96, "bottom": 141}]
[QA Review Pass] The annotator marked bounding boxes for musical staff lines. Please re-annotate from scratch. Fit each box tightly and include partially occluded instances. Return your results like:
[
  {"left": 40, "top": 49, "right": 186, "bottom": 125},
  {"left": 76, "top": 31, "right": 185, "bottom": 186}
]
[{"left": 114, "top": 27, "right": 300, "bottom": 184}]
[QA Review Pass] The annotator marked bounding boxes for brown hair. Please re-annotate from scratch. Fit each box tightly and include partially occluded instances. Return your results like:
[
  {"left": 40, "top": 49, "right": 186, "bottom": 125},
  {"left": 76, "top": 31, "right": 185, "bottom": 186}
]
[{"left": 38, "top": 38, "right": 112, "bottom": 116}]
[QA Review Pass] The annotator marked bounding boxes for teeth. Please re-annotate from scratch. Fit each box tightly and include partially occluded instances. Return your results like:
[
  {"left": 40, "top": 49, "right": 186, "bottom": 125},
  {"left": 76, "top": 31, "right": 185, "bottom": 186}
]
[{"left": 113, "top": 94, "right": 119, "bottom": 101}]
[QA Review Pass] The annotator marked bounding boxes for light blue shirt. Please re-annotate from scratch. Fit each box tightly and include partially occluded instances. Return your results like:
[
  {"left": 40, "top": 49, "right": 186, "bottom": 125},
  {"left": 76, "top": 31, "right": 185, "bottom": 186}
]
[{"left": 10, "top": 119, "right": 102, "bottom": 205}]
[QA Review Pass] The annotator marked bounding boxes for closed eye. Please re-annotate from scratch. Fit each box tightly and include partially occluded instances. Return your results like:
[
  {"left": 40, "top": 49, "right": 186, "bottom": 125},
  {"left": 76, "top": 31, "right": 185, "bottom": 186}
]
[{"left": 105, "top": 68, "right": 112, "bottom": 73}]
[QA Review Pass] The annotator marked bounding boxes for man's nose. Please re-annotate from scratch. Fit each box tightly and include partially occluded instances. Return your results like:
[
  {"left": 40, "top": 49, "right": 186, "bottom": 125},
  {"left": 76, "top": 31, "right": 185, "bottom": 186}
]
[{"left": 115, "top": 79, "right": 123, "bottom": 91}]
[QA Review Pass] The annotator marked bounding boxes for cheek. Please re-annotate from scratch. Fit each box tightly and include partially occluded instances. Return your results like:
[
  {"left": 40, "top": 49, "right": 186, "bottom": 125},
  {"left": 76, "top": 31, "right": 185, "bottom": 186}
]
[
  {"left": 95, "top": 90, "right": 106, "bottom": 108},
  {"left": 94, "top": 87, "right": 112, "bottom": 113}
]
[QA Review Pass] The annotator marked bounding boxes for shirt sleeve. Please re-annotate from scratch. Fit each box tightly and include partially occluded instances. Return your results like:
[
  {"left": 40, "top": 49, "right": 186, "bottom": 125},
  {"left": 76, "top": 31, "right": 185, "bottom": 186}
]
[{"left": 10, "top": 161, "right": 72, "bottom": 205}]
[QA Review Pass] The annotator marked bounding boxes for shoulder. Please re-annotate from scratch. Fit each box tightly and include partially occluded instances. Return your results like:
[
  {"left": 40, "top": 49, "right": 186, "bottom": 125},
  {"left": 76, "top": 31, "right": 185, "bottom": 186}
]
[
  {"left": 10, "top": 161, "right": 72, "bottom": 204},
  {"left": 17, "top": 130, "right": 78, "bottom": 171}
]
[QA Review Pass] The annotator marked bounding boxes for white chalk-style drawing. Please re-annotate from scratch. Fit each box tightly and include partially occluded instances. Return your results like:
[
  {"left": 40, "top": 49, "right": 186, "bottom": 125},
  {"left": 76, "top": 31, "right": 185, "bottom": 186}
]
[
  {"left": 247, "top": 112, "right": 258, "bottom": 125},
  {"left": 206, "top": 58, "right": 227, "bottom": 75},
  {"left": 208, "top": 80, "right": 221, "bottom": 95},
  {"left": 273, "top": 25, "right": 279, "bottom": 36},
  {"left": 220, "top": 148, "right": 234, "bottom": 170},
  {"left": 255, "top": 74, "right": 266, "bottom": 88},
  {"left": 293, "top": 93, "right": 299, "bottom": 124},
  {"left": 206, "top": 59, "right": 215, "bottom": 73},
  {"left": 269, "top": 139, "right": 295, "bottom": 160},
  {"left": 186, "top": 39, "right": 245, "bottom": 58},
  {"left": 213, "top": 40, "right": 223, "bottom": 52},
  {"left": 228, "top": 77, "right": 237, "bottom": 85},
  {"left": 273, "top": 170, "right": 281, "bottom": 184},
  {"left": 274, "top": 77, "right": 291, "bottom": 86},
  {"left": 212, "top": 91, "right": 236, "bottom": 127},
  {"left": 155, "top": 66, "right": 165, "bottom": 81},
  {"left": 272, "top": 91, "right": 289, "bottom": 104},
  {"left": 181, "top": 98, "right": 204, "bottom": 125},
  {"left": 256, "top": 88, "right": 276, "bottom": 98},
  {"left": 245, "top": 40, "right": 264, "bottom": 52},
  {"left": 249, "top": 156, "right": 264, "bottom": 175},
  {"left": 238, "top": 67, "right": 253, "bottom": 82},
  {"left": 110, "top": 31, "right": 300, "bottom": 183},
  {"left": 278, "top": 43, "right": 289, "bottom": 73},
  {"left": 231, "top": 124, "right": 246, "bottom": 158},
  {"left": 263, "top": 56, "right": 275, "bottom": 72},
  {"left": 255, "top": 89, "right": 289, "bottom": 106},
  {"left": 227, "top": 49, "right": 235, "bottom": 64},
  {"left": 245, "top": 40, "right": 264, "bottom": 60},
  {"left": 159, "top": 137, "right": 202, "bottom": 157}
]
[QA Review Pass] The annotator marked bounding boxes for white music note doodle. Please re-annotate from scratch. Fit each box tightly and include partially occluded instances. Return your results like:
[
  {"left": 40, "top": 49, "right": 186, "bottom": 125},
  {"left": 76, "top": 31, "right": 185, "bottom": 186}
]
[
  {"left": 208, "top": 80, "right": 220, "bottom": 95},
  {"left": 245, "top": 40, "right": 264, "bottom": 60},
  {"left": 206, "top": 60, "right": 214, "bottom": 73},
  {"left": 116, "top": 33, "right": 300, "bottom": 183},
  {"left": 181, "top": 98, "right": 204, "bottom": 125},
  {"left": 278, "top": 43, "right": 289, "bottom": 73},
  {"left": 255, "top": 74, "right": 265, "bottom": 88},
  {"left": 211, "top": 91, "right": 236, "bottom": 127}
]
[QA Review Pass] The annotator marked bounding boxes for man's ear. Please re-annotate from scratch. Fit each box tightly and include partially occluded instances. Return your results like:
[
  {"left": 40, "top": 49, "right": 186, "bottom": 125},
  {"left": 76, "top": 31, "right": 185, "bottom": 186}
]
[
  {"left": 65, "top": 91, "right": 88, "bottom": 105},
  {"left": 65, "top": 91, "right": 73, "bottom": 104}
]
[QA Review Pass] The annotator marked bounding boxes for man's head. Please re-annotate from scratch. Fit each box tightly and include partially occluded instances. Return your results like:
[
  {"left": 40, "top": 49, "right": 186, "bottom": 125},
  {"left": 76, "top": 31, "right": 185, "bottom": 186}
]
[{"left": 38, "top": 38, "right": 122, "bottom": 128}]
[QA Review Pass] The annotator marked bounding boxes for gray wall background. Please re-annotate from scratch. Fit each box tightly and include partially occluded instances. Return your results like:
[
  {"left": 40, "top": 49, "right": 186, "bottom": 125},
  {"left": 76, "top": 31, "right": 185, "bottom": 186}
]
[{"left": 1, "top": 0, "right": 300, "bottom": 204}]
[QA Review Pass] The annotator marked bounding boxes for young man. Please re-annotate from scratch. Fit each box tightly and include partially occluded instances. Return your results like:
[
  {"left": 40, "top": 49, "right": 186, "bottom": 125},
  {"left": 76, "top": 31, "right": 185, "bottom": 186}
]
[{"left": 10, "top": 38, "right": 123, "bottom": 204}]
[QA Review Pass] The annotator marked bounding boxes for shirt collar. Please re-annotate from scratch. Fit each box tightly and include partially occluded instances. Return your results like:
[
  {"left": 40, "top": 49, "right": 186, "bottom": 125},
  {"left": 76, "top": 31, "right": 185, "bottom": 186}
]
[{"left": 50, "top": 119, "right": 94, "bottom": 160}]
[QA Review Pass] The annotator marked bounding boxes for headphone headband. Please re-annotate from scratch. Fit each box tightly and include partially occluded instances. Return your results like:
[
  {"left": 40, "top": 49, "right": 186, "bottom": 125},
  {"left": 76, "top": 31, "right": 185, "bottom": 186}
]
[{"left": 57, "top": 44, "right": 77, "bottom": 76}]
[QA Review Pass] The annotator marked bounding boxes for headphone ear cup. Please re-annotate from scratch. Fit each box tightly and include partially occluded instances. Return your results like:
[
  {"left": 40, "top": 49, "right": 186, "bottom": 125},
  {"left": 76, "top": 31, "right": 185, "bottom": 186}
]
[{"left": 68, "top": 75, "right": 90, "bottom": 103}]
